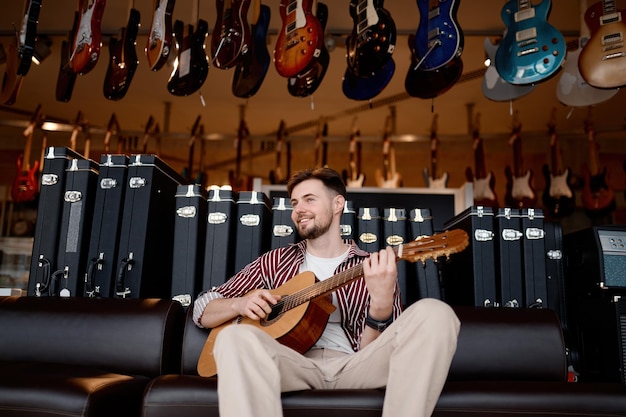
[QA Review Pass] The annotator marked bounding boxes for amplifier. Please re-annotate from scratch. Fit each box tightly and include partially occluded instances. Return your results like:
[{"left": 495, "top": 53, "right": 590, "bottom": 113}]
[{"left": 564, "top": 225, "right": 626, "bottom": 293}]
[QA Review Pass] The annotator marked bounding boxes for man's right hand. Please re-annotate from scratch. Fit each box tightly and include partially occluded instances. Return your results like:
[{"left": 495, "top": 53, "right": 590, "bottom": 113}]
[{"left": 236, "top": 290, "right": 282, "bottom": 320}]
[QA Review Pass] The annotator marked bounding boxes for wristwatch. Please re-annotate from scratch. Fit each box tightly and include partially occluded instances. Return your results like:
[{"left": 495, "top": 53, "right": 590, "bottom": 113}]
[{"left": 365, "top": 312, "right": 394, "bottom": 332}]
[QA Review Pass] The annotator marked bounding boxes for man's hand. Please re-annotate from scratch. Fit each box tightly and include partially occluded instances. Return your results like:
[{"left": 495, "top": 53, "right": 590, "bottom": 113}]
[
  {"left": 235, "top": 290, "right": 282, "bottom": 320},
  {"left": 362, "top": 246, "right": 397, "bottom": 320}
]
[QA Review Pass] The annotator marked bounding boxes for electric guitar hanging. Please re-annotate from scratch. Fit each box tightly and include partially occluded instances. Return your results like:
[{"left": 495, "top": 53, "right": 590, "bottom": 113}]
[
  {"left": 541, "top": 109, "right": 575, "bottom": 218},
  {"left": 232, "top": 0, "right": 271, "bottom": 98},
  {"left": 465, "top": 113, "right": 498, "bottom": 208},
  {"left": 581, "top": 111, "right": 615, "bottom": 216},
  {"left": 345, "top": 0, "right": 397, "bottom": 77},
  {"left": 56, "top": 12, "right": 80, "bottom": 103},
  {"left": 504, "top": 111, "right": 537, "bottom": 209},
  {"left": 229, "top": 106, "right": 253, "bottom": 192},
  {"left": 343, "top": 118, "right": 365, "bottom": 187},
  {"left": 196, "top": 228, "right": 470, "bottom": 377},
  {"left": 578, "top": 0, "right": 626, "bottom": 88},
  {"left": 11, "top": 104, "right": 43, "bottom": 203},
  {"left": 273, "top": 0, "right": 324, "bottom": 78},
  {"left": 269, "top": 120, "right": 289, "bottom": 184},
  {"left": 69, "top": 0, "right": 107, "bottom": 75},
  {"left": 146, "top": 0, "right": 176, "bottom": 71},
  {"left": 375, "top": 114, "right": 401, "bottom": 189},
  {"left": 212, "top": 0, "right": 251, "bottom": 69},
  {"left": 413, "top": 0, "right": 463, "bottom": 70},
  {"left": 17, "top": 0, "right": 44, "bottom": 76},
  {"left": 103, "top": 8, "right": 140, "bottom": 101},
  {"left": 482, "top": 37, "right": 536, "bottom": 102},
  {"left": 423, "top": 114, "right": 448, "bottom": 189},
  {"left": 167, "top": 19, "right": 210, "bottom": 96},
  {"left": 495, "top": 0, "right": 566, "bottom": 85},
  {"left": 103, "top": 113, "right": 120, "bottom": 153}
]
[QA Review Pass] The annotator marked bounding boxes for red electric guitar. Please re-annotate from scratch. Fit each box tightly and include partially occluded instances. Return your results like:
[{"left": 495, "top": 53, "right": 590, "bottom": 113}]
[
  {"left": 11, "top": 104, "right": 43, "bottom": 203},
  {"left": 103, "top": 8, "right": 141, "bottom": 100},
  {"left": 211, "top": 0, "right": 251, "bottom": 69},
  {"left": 146, "top": 0, "right": 176, "bottom": 71},
  {"left": 69, "top": 0, "right": 107, "bottom": 75},
  {"left": 273, "top": 0, "right": 324, "bottom": 78}
]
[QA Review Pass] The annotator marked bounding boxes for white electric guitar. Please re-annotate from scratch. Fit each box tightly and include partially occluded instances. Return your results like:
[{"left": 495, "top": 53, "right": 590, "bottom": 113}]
[
  {"left": 375, "top": 115, "right": 401, "bottom": 189},
  {"left": 344, "top": 118, "right": 365, "bottom": 188},
  {"left": 423, "top": 114, "right": 448, "bottom": 189}
]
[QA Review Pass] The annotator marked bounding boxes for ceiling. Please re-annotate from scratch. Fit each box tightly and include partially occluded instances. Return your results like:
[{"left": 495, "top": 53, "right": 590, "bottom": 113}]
[{"left": 1, "top": 0, "right": 625, "bottom": 154}]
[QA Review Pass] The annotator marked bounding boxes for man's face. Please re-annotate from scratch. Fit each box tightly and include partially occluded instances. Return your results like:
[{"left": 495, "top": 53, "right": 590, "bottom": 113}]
[{"left": 290, "top": 178, "right": 338, "bottom": 240}]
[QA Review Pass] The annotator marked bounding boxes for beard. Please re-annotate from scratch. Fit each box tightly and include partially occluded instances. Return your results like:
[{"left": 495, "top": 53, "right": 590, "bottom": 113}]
[{"left": 296, "top": 215, "right": 332, "bottom": 240}]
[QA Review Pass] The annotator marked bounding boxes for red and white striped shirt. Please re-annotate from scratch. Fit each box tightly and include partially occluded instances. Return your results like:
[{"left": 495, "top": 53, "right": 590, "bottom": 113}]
[{"left": 193, "top": 240, "right": 403, "bottom": 352}]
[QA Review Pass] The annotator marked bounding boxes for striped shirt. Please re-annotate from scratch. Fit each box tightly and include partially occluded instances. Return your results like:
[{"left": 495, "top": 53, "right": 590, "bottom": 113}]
[{"left": 192, "top": 240, "right": 403, "bottom": 352}]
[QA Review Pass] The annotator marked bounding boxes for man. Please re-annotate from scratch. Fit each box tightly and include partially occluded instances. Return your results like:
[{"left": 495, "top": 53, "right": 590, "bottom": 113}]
[{"left": 193, "top": 167, "right": 460, "bottom": 417}]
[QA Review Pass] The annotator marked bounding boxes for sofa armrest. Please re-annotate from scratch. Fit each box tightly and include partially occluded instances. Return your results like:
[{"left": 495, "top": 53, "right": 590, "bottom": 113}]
[
  {"left": 450, "top": 306, "right": 567, "bottom": 382},
  {"left": 0, "top": 296, "right": 184, "bottom": 377}
]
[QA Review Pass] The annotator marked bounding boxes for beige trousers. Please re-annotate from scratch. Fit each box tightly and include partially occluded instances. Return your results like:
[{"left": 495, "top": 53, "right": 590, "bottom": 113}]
[{"left": 213, "top": 298, "right": 460, "bottom": 417}]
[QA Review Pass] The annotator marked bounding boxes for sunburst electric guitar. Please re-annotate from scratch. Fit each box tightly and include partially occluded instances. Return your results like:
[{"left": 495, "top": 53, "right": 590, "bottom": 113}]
[
  {"left": 145, "top": 0, "right": 176, "bottom": 71},
  {"left": 196, "top": 228, "right": 469, "bottom": 377}
]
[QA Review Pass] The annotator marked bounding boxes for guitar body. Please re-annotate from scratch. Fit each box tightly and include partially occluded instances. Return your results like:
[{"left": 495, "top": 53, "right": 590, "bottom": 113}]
[
  {"left": 557, "top": 43, "right": 619, "bottom": 106},
  {"left": 70, "top": 0, "right": 107, "bottom": 75},
  {"left": 346, "top": 0, "right": 396, "bottom": 77},
  {"left": 198, "top": 271, "right": 334, "bottom": 377},
  {"left": 103, "top": 8, "right": 140, "bottom": 101},
  {"left": 495, "top": 0, "right": 565, "bottom": 85},
  {"left": 346, "top": 174, "right": 365, "bottom": 188},
  {"left": 342, "top": 56, "right": 395, "bottom": 101},
  {"left": 232, "top": 4, "right": 271, "bottom": 98},
  {"left": 167, "top": 19, "right": 210, "bottom": 96},
  {"left": 505, "top": 166, "right": 537, "bottom": 209},
  {"left": 17, "top": 0, "right": 43, "bottom": 76},
  {"left": 212, "top": 0, "right": 251, "bottom": 69},
  {"left": 482, "top": 37, "right": 536, "bottom": 102},
  {"left": 0, "top": 40, "right": 24, "bottom": 106},
  {"left": 424, "top": 169, "right": 449, "bottom": 189},
  {"left": 578, "top": 9, "right": 626, "bottom": 88},
  {"left": 542, "top": 164, "right": 575, "bottom": 218},
  {"left": 274, "top": 0, "right": 324, "bottom": 78},
  {"left": 406, "top": 35, "right": 463, "bottom": 99},
  {"left": 582, "top": 166, "right": 616, "bottom": 216},
  {"left": 11, "top": 158, "right": 39, "bottom": 203},
  {"left": 146, "top": 0, "right": 176, "bottom": 71},
  {"left": 414, "top": 0, "right": 462, "bottom": 70},
  {"left": 287, "top": 2, "right": 329, "bottom": 98}
]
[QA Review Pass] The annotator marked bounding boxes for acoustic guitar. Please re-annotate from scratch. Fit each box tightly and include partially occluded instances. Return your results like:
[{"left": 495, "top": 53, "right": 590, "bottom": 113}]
[
  {"left": 103, "top": 8, "right": 140, "bottom": 101},
  {"left": 167, "top": 19, "right": 210, "bottom": 96},
  {"left": 146, "top": 0, "right": 176, "bottom": 72},
  {"left": 557, "top": 1, "right": 619, "bottom": 106},
  {"left": 541, "top": 109, "right": 575, "bottom": 218},
  {"left": 274, "top": 0, "right": 324, "bottom": 78},
  {"left": 413, "top": 0, "right": 463, "bottom": 71},
  {"left": 346, "top": 0, "right": 397, "bottom": 77},
  {"left": 581, "top": 112, "right": 615, "bottom": 216},
  {"left": 464, "top": 113, "right": 498, "bottom": 208},
  {"left": 504, "top": 111, "right": 537, "bottom": 209},
  {"left": 232, "top": 0, "right": 271, "bottom": 98},
  {"left": 578, "top": 0, "right": 626, "bottom": 88},
  {"left": 196, "top": 228, "right": 470, "bottom": 377},
  {"left": 212, "top": 0, "right": 251, "bottom": 69},
  {"left": 375, "top": 114, "right": 401, "bottom": 189},
  {"left": 11, "top": 104, "right": 43, "bottom": 203},
  {"left": 423, "top": 114, "right": 448, "bottom": 189},
  {"left": 495, "top": 0, "right": 566, "bottom": 85},
  {"left": 70, "top": 0, "right": 107, "bottom": 75},
  {"left": 343, "top": 118, "right": 365, "bottom": 188}
]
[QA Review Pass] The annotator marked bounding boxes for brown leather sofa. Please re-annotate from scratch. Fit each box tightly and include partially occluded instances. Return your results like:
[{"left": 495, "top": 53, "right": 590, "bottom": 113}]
[{"left": 1, "top": 295, "right": 626, "bottom": 417}]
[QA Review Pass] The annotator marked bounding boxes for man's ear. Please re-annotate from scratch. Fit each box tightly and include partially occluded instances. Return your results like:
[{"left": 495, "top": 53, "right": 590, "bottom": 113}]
[{"left": 334, "top": 194, "right": 345, "bottom": 214}]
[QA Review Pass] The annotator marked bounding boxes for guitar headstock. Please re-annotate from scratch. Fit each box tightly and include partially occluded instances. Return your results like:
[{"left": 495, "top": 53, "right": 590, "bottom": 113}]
[{"left": 396, "top": 229, "right": 469, "bottom": 264}]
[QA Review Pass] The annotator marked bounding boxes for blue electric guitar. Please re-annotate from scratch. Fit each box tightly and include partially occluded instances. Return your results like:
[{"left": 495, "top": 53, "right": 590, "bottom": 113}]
[
  {"left": 495, "top": 0, "right": 566, "bottom": 85},
  {"left": 482, "top": 37, "right": 536, "bottom": 102},
  {"left": 413, "top": 0, "right": 463, "bottom": 70},
  {"left": 345, "top": 0, "right": 396, "bottom": 77}
]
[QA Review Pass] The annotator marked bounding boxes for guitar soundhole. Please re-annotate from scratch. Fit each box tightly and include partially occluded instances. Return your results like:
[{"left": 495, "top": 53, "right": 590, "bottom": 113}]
[{"left": 266, "top": 302, "right": 285, "bottom": 322}]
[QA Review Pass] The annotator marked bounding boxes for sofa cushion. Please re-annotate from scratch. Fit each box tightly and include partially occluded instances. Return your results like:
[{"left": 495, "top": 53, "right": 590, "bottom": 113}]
[{"left": 0, "top": 362, "right": 149, "bottom": 417}]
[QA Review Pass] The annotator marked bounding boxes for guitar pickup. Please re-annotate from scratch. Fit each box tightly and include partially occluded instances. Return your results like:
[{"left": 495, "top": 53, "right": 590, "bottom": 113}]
[
  {"left": 516, "top": 27, "right": 537, "bottom": 43},
  {"left": 602, "top": 51, "right": 626, "bottom": 60},
  {"left": 601, "top": 12, "right": 621, "bottom": 25},
  {"left": 602, "top": 32, "right": 623, "bottom": 45},
  {"left": 514, "top": 8, "right": 535, "bottom": 23},
  {"left": 517, "top": 47, "right": 539, "bottom": 57},
  {"left": 428, "top": 7, "right": 440, "bottom": 20}
]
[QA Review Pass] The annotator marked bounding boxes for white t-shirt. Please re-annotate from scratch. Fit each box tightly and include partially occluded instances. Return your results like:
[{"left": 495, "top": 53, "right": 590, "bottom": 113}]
[{"left": 300, "top": 247, "right": 353, "bottom": 354}]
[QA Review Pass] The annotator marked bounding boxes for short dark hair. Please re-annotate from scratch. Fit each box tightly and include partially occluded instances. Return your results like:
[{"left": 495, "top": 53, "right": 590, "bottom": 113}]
[{"left": 287, "top": 167, "right": 347, "bottom": 198}]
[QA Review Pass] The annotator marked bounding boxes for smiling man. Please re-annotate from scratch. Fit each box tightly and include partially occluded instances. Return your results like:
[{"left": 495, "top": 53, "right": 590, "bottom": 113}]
[{"left": 193, "top": 166, "right": 460, "bottom": 417}]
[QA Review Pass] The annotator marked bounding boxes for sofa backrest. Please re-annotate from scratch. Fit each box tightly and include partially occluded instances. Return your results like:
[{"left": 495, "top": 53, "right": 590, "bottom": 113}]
[
  {"left": 450, "top": 306, "right": 567, "bottom": 381},
  {"left": 181, "top": 303, "right": 568, "bottom": 381},
  {"left": 0, "top": 296, "right": 185, "bottom": 378}
]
